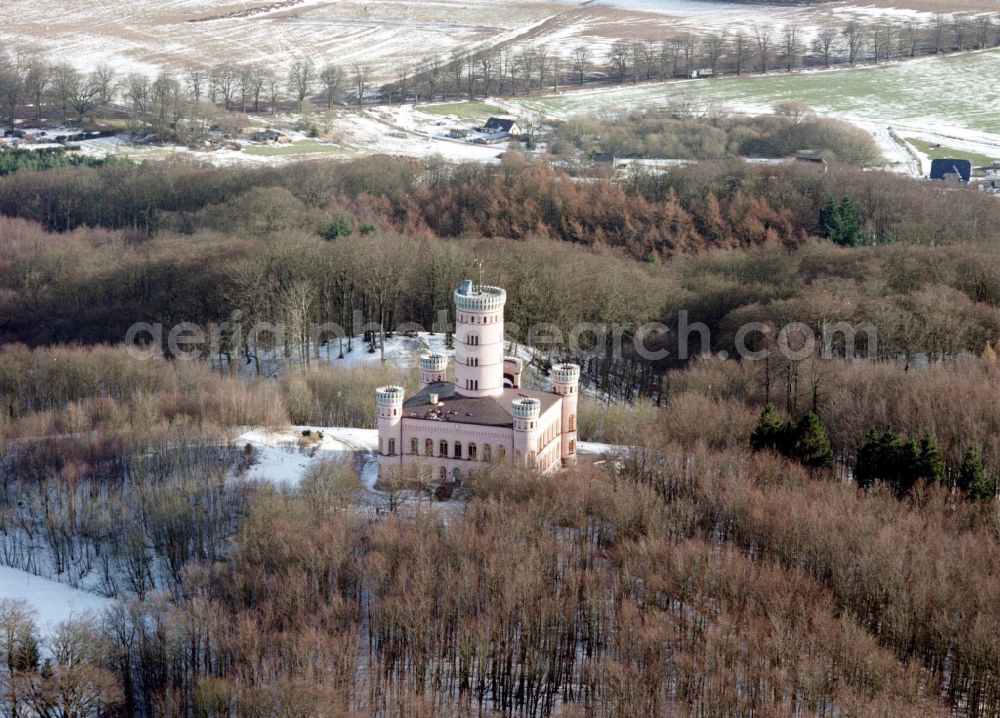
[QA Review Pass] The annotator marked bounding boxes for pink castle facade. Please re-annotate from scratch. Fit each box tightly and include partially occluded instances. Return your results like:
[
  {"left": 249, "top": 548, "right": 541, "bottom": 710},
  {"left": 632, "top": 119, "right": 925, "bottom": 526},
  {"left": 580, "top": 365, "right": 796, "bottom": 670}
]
[{"left": 376, "top": 280, "right": 580, "bottom": 483}]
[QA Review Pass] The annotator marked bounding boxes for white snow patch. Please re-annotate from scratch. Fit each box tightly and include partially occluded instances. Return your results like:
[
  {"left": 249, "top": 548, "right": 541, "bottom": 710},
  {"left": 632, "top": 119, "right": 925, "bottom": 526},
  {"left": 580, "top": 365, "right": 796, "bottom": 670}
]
[
  {"left": 0, "top": 565, "right": 113, "bottom": 633},
  {"left": 237, "top": 426, "right": 378, "bottom": 488}
]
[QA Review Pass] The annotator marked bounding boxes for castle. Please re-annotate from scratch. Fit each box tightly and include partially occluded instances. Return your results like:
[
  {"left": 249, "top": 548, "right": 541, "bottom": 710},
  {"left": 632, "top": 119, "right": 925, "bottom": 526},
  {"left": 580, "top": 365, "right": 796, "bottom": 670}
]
[{"left": 376, "top": 280, "right": 580, "bottom": 483}]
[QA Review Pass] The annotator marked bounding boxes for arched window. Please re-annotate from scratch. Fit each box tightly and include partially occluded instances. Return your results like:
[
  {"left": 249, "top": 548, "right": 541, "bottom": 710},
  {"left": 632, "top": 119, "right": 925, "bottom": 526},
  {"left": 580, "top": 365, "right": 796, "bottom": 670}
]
[
  {"left": 468, "top": 443, "right": 477, "bottom": 460},
  {"left": 410, "top": 438, "right": 418, "bottom": 454},
  {"left": 514, "top": 450, "right": 521, "bottom": 463},
  {"left": 483, "top": 444, "right": 491, "bottom": 462},
  {"left": 568, "top": 415, "right": 575, "bottom": 431},
  {"left": 388, "top": 438, "right": 396, "bottom": 456},
  {"left": 498, "top": 446, "right": 506, "bottom": 462},
  {"left": 454, "top": 441, "right": 462, "bottom": 459},
  {"left": 440, "top": 466, "right": 447, "bottom": 481},
  {"left": 569, "top": 439, "right": 575, "bottom": 453},
  {"left": 527, "top": 450, "right": 536, "bottom": 468},
  {"left": 424, "top": 438, "right": 433, "bottom": 456},
  {"left": 440, "top": 440, "right": 448, "bottom": 457}
]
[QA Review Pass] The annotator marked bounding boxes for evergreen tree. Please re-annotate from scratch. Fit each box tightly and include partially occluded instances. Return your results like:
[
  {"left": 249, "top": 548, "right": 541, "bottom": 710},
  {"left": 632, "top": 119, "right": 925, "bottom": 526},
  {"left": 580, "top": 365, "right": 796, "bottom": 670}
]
[
  {"left": 791, "top": 412, "right": 834, "bottom": 469},
  {"left": 751, "top": 404, "right": 784, "bottom": 451},
  {"left": 957, "top": 446, "right": 993, "bottom": 502},
  {"left": 818, "top": 196, "right": 864, "bottom": 247},
  {"left": 916, "top": 431, "right": 946, "bottom": 484},
  {"left": 857, "top": 426, "right": 896, "bottom": 489},
  {"left": 893, "top": 437, "right": 921, "bottom": 497},
  {"left": 818, "top": 197, "right": 838, "bottom": 240}
]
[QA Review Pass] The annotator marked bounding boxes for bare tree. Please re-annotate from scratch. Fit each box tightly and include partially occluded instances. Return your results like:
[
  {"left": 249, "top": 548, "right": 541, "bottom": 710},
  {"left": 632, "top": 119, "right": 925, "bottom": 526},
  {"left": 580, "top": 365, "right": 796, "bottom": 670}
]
[
  {"left": 516, "top": 48, "right": 535, "bottom": 93},
  {"left": 609, "top": 40, "right": 630, "bottom": 83},
  {"left": 902, "top": 18, "right": 920, "bottom": 57},
  {"left": 288, "top": 59, "right": 315, "bottom": 105},
  {"left": 952, "top": 14, "right": 970, "bottom": 52},
  {"left": 753, "top": 25, "right": 773, "bottom": 73},
  {"left": 69, "top": 69, "right": 102, "bottom": 125},
  {"left": 446, "top": 52, "right": 463, "bottom": 99},
  {"left": 265, "top": 71, "right": 281, "bottom": 114},
  {"left": 392, "top": 64, "right": 409, "bottom": 104},
  {"left": 124, "top": 72, "right": 150, "bottom": 130},
  {"left": 731, "top": 30, "right": 749, "bottom": 75},
  {"left": 421, "top": 55, "right": 442, "bottom": 102},
  {"left": 813, "top": 27, "right": 839, "bottom": 68},
  {"left": 572, "top": 46, "right": 590, "bottom": 85},
  {"left": 320, "top": 63, "right": 343, "bottom": 109},
  {"left": 212, "top": 63, "right": 240, "bottom": 110},
  {"left": 477, "top": 50, "right": 499, "bottom": 96},
  {"left": 352, "top": 63, "right": 371, "bottom": 105},
  {"left": 246, "top": 64, "right": 269, "bottom": 112},
  {"left": 49, "top": 62, "right": 77, "bottom": 120},
  {"left": 842, "top": 22, "right": 866, "bottom": 64},
  {"left": 90, "top": 64, "right": 116, "bottom": 118},
  {"left": 0, "top": 50, "right": 25, "bottom": 127},
  {"left": 536, "top": 46, "right": 552, "bottom": 89},
  {"left": 781, "top": 24, "right": 801, "bottom": 71},
  {"left": 931, "top": 13, "right": 946, "bottom": 53},
  {"left": 973, "top": 15, "right": 992, "bottom": 49},
  {"left": 185, "top": 67, "right": 206, "bottom": 110},
  {"left": 703, "top": 32, "right": 727, "bottom": 76},
  {"left": 24, "top": 55, "right": 49, "bottom": 122},
  {"left": 629, "top": 42, "right": 646, "bottom": 83}
]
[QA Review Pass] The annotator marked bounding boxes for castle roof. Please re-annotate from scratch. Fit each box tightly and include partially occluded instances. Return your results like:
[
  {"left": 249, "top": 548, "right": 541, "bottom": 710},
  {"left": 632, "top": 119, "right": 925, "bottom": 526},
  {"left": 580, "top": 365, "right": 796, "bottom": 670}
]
[{"left": 402, "top": 382, "right": 559, "bottom": 427}]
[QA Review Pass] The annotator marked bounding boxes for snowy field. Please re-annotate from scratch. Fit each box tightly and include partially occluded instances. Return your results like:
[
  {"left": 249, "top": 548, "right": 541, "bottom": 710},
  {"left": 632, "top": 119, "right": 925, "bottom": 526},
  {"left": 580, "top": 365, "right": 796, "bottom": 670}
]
[
  {"left": 3, "top": 0, "right": 988, "bottom": 84},
  {"left": 0, "top": 565, "right": 113, "bottom": 633},
  {"left": 0, "top": 0, "right": 561, "bottom": 81},
  {"left": 502, "top": 47, "right": 1000, "bottom": 175}
]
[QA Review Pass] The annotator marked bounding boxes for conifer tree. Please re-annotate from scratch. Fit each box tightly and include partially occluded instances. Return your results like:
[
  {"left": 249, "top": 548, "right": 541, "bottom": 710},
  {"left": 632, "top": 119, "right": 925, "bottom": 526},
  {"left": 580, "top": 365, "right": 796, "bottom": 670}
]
[
  {"left": 957, "top": 446, "right": 993, "bottom": 502},
  {"left": 751, "top": 404, "right": 784, "bottom": 451},
  {"left": 818, "top": 196, "right": 864, "bottom": 247},
  {"left": 791, "top": 412, "right": 834, "bottom": 469},
  {"left": 894, "top": 437, "right": 921, "bottom": 497},
  {"left": 916, "top": 431, "right": 946, "bottom": 484}
]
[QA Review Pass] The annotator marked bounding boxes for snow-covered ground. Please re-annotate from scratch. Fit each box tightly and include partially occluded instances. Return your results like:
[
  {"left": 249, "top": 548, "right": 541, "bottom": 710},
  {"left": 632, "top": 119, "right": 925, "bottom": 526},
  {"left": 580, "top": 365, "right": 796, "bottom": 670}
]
[
  {"left": 236, "top": 425, "right": 622, "bottom": 492},
  {"left": 238, "top": 426, "right": 379, "bottom": 488},
  {"left": 0, "top": 565, "right": 113, "bottom": 633}
]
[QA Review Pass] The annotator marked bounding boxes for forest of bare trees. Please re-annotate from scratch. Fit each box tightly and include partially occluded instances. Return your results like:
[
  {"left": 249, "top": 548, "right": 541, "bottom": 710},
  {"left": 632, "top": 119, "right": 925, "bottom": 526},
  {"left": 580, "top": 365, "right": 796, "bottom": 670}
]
[{"left": 2, "top": 126, "right": 1000, "bottom": 715}]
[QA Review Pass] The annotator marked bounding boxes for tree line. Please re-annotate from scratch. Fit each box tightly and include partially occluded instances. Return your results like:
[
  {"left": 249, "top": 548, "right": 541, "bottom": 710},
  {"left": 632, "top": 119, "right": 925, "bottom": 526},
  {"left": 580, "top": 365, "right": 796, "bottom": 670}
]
[{"left": 1, "top": 12, "right": 999, "bottom": 134}]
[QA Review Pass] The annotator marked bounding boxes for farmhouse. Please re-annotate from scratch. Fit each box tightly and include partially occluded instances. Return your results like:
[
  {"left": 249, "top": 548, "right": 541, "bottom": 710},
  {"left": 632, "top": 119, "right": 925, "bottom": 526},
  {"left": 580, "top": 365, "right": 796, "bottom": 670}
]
[
  {"left": 480, "top": 117, "right": 521, "bottom": 137},
  {"left": 376, "top": 280, "right": 579, "bottom": 484}
]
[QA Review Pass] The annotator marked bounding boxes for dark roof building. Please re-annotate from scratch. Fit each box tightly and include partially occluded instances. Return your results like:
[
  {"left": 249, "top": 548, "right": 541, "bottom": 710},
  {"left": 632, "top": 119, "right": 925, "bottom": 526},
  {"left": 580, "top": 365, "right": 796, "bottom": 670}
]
[
  {"left": 482, "top": 117, "right": 518, "bottom": 134},
  {"left": 930, "top": 158, "right": 972, "bottom": 184}
]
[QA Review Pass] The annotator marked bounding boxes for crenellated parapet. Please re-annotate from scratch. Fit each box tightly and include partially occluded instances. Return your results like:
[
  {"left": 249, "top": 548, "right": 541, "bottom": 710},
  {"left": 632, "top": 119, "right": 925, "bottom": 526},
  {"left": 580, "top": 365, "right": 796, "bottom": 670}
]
[
  {"left": 376, "top": 386, "right": 405, "bottom": 405},
  {"left": 512, "top": 397, "right": 541, "bottom": 419},
  {"left": 420, "top": 354, "right": 448, "bottom": 385},
  {"left": 454, "top": 284, "right": 506, "bottom": 312},
  {"left": 552, "top": 363, "right": 581, "bottom": 386}
]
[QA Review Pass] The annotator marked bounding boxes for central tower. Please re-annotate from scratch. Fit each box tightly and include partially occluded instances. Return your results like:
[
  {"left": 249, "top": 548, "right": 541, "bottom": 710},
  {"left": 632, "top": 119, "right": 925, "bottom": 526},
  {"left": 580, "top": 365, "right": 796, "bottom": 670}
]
[{"left": 453, "top": 279, "right": 506, "bottom": 398}]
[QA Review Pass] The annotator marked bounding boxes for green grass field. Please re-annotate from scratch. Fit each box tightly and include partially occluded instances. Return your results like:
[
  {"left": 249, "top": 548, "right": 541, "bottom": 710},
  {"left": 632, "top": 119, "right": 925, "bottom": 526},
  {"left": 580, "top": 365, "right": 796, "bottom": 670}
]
[
  {"left": 418, "top": 101, "right": 504, "bottom": 120},
  {"left": 906, "top": 138, "right": 997, "bottom": 171},
  {"left": 511, "top": 50, "right": 1000, "bottom": 138},
  {"left": 242, "top": 141, "right": 342, "bottom": 156}
]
